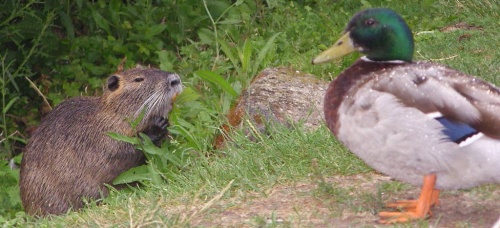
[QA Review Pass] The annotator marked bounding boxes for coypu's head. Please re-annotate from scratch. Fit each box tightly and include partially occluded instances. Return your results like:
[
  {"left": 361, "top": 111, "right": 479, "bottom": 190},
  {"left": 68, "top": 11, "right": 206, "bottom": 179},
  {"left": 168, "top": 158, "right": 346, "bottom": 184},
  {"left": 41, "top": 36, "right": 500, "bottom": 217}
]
[{"left": 102, "top": 68, "right": 183, "bottom": 131}]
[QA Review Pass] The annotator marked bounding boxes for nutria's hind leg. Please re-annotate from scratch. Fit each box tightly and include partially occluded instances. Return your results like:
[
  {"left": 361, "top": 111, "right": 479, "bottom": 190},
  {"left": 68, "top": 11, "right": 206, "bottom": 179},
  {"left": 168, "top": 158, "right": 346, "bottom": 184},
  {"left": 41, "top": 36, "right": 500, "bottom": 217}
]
[{"left": 143, "top": 116, "right": 169, "bottom": 146}]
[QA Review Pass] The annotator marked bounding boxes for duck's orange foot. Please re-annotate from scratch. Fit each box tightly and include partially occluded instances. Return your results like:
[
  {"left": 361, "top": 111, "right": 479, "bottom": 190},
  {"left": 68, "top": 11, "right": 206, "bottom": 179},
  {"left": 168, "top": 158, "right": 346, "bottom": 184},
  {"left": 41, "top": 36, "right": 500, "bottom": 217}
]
[
  {"left": 378, "top": 200, "right": 431, "bottom": 223},
  {"left": 378, "top": 174, "right": 440, "bottom": 224},
  {"left": 379, "top": 210, "right": 426, "bottom": 223}
]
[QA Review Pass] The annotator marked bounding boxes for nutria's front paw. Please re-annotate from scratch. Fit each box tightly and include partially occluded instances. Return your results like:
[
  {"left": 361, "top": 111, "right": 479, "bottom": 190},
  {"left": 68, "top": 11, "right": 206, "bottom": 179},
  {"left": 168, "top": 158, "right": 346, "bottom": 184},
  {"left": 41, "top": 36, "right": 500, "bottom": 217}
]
[
  {"left": 155, "top": 116, "right": 169, "bottom": 130},
  {"left": 143, "top": 116, "right": 169, "bottom": 145}
]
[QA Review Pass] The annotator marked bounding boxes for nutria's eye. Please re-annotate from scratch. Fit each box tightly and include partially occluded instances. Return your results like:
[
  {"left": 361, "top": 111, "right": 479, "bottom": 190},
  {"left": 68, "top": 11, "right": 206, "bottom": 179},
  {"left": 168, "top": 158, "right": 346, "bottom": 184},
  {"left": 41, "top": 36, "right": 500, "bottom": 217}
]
[
  {"left": 134, "top": 78, "right": 144, "bottom": 82},
  {"left": 365, "top": 18, "right": 377, "bottom": 26}
]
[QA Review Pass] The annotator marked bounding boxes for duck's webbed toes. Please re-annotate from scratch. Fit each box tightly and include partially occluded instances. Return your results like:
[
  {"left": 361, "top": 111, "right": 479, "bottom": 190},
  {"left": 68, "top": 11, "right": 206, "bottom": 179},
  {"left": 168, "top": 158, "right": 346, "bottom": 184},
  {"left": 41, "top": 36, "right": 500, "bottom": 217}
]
[{"left": 378, "top": 174, "right": 439, "bottom": 224}]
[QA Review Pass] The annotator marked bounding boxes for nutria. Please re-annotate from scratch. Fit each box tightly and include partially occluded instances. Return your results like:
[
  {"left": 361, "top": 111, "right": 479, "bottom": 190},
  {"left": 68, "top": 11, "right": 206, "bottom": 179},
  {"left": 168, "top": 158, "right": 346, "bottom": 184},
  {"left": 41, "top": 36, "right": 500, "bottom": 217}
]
[{"left": 19, "top": 67, "right": 183, "bottom": 216}]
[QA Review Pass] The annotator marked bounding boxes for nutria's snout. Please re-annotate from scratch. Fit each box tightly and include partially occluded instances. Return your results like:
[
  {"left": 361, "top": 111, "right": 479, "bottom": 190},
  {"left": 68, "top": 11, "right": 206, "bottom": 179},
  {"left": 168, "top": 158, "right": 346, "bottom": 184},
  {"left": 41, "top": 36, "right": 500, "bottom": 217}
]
[
  {"left": 166, "top": 73, "right": 182, "bottom": 116},
  {"left": 167, "top": 73, "right": 183, "bottom": 99},
  {"left": 167, "top": 73, "right": 182, "bottom": 93},
  {"left": 167, "top": 73, "right": 181, "bottom": 86}
]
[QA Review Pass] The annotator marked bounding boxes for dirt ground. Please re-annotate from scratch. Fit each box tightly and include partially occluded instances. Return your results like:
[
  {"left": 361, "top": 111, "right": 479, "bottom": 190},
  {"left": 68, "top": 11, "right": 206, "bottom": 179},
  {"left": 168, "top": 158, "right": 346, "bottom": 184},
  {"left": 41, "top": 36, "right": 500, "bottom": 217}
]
[{"left": 166, "top": 172, "right": 500, "bottom": 227}]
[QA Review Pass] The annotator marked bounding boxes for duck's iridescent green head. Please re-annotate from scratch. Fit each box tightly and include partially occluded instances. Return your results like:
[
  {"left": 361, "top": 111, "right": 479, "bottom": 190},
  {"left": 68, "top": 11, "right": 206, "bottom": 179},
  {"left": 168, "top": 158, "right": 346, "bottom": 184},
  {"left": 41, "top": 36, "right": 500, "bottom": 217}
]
[{"left": 313, "top": 8, "right": 414, "bottom": 63}]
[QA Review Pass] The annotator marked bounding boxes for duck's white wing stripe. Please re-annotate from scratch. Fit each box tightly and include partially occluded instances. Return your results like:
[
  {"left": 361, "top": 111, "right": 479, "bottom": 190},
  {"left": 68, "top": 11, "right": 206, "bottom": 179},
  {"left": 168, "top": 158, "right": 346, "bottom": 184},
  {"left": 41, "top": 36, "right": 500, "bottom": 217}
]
[
  {"left": 426, "top": 112, "right": 443, "bottom": 119},
  {"left": 458, "top": 132, "right": 484, "bottom": 147}
]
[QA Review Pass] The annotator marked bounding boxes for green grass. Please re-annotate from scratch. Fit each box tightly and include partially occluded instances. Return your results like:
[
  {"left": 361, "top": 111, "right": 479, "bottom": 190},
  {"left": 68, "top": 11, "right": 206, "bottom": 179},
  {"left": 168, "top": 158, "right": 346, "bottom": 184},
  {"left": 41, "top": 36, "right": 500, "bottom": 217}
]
[{"left": 5, "top": 0, "right": 500, "bottom": 226}]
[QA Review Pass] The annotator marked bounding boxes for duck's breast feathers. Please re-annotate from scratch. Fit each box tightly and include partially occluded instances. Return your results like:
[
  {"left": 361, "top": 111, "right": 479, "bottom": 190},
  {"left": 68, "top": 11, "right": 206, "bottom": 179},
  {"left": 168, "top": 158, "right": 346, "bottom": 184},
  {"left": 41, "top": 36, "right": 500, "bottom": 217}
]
[{"left": 324, "top": 59, "right": 406, "bottom": 134}]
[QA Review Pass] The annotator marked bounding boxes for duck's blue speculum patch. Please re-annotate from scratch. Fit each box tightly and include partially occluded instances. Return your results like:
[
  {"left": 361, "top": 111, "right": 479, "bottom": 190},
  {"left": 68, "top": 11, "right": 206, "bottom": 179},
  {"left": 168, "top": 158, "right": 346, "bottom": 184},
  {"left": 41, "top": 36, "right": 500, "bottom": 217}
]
[{"left": 435, "top": 117, "right": 479, "bottom": 144}]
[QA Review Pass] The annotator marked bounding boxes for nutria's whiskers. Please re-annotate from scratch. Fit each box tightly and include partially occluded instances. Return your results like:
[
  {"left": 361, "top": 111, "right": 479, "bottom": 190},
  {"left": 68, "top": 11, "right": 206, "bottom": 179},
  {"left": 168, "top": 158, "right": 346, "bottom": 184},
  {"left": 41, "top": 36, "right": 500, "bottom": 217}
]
[{"left": 135, "top": 90, "right": 162, "bottom": 119}]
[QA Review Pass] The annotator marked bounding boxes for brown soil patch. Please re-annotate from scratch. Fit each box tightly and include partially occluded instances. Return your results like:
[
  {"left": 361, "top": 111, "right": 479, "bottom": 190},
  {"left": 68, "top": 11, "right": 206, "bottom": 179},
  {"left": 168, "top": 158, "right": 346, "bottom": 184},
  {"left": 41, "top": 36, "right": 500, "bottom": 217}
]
[{"left": 166, "top": 173, "right": 500, "bottom": 227}]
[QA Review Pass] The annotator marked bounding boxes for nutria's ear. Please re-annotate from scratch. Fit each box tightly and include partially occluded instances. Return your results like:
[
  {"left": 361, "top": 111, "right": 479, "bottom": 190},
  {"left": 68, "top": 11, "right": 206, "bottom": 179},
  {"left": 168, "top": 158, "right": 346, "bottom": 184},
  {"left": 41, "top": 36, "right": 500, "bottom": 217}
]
[{"left": 107, "top": 75, "right": 120, "bottom": 91}]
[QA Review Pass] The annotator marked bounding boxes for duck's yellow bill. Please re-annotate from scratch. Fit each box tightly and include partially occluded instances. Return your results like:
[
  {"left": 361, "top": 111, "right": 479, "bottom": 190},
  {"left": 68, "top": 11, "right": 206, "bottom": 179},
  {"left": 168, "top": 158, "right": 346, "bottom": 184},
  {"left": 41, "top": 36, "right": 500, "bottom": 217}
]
[{"left": 312, "top": 32, "right": 357, "bottom": 64}]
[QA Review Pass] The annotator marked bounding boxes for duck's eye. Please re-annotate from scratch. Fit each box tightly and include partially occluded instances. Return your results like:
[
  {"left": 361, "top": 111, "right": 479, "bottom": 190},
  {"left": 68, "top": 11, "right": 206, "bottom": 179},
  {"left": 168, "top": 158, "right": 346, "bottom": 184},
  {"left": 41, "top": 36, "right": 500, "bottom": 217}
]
[
  {"left": 134, "top": 78, "right": 144, "bottom": 82},
  {"left": 365, "top": 18, "right": 376, "bottom": 26}
]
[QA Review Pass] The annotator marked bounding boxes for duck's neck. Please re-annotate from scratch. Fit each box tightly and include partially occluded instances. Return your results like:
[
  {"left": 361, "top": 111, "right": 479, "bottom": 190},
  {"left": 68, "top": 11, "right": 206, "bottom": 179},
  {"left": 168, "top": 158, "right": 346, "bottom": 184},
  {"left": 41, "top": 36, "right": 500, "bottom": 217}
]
[{"left": 360, "top": 56, "right": 407, "bottom": 64}]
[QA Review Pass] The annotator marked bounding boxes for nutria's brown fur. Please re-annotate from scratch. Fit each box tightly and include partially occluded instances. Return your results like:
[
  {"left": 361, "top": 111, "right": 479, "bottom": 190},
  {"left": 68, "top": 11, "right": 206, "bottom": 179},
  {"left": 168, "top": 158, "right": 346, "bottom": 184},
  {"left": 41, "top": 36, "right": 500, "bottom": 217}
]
[{"left": 19, "top": 68, "right": 183, "bottom": 216}]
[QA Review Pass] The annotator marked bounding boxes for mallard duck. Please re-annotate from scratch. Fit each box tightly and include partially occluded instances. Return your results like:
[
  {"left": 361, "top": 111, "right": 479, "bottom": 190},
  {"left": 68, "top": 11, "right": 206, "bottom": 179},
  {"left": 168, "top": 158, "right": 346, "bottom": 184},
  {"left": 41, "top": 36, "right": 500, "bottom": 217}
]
[{"left": 312, "top": 8, "right": 500, "bottom": 224}]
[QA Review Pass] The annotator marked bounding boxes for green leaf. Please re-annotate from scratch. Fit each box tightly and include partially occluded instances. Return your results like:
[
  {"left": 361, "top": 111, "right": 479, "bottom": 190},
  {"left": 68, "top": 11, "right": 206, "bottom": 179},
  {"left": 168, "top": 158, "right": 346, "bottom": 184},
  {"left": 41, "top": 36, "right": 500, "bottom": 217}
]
[
  {"left": 92, "top": 10, "right": 111, "bottom": 34},
  {"left": 12, "top": 153, "right": 23, "bottom": 165},
  {"left": 58, "top": 11, "right": 75, "bottom": 40},
  {"left": 3, "top": 97, "right": 19, "bottom": 114},
  {"left": 169, "top": 124, "right": 202, "bottom": 152},
  {"left": 130, "top": 108, "right": 146, "bottom": 129},
  {"left": 107, "top": 132, "right": 140, "bottom": 145},
  {"left": 194, "top": 70, "right": 238, "bottom": 97},
  {"left": 157, "top": 50, "right": 176, "bottom": 71},
  {"left": 146, "top": 24, "right": 168, "bottom": 38},
  {"left": 139, "top": 133, "right": 182, "bottom": 167},
  {"left": 174, "top": 87, "right": 200, "bottom": 105},
  {"left": 218, "top": 38, "right": 241, "bottom": 75},
  {"left": 198, "top": 28, "right": 214, "bottom": 45},
  {"left": 112, "top": 165, "right": 150, "bottom": 185},
  {"left": 7, "top": 186, "right": 21, "bottom": 207},
  {"left": 147, "top": 162, "right": 164, "bottom": 186},
  {"left": 7, "top": 70, "right": 19, "bottom": 92},
  {"left": 137, "top": 133, "right": 164, "bottom": 156}
]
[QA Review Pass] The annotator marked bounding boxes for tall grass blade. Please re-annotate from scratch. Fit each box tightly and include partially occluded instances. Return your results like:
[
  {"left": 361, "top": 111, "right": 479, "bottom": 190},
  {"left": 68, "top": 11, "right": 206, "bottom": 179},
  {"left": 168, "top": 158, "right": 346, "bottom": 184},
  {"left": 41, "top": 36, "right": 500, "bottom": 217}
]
[
  {"left": 253, "top": 32, "right": 282, "bottom": 75},
  {"left": 241, "top": 39, "right": 252, "bottom": 75},
  {"left": 218, "top": 38, "right": 242, "bottom": 76}
]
